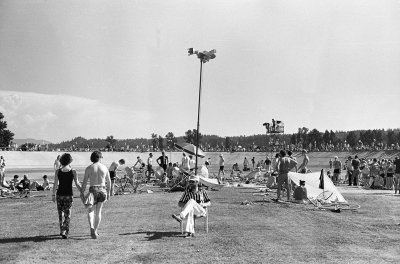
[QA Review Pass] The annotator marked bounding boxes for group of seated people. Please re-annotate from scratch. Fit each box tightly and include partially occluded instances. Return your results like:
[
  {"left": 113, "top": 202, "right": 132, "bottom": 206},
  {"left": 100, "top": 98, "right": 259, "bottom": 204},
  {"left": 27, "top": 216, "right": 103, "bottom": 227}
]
[{"left": 1, "top": 174, "right": 50, "bottom": 196}]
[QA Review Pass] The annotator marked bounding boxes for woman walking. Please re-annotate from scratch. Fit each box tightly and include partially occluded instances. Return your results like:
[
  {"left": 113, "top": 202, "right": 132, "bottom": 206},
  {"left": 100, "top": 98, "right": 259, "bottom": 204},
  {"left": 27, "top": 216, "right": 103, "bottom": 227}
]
[{"left": 52, "top": 153, "right": 82, "bottom": 239}]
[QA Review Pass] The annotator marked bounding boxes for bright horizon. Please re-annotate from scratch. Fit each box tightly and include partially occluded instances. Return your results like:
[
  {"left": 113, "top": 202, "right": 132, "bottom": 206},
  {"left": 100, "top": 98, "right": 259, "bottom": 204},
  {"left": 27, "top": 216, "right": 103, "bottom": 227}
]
[{"left": 1, "top": 0, "right": 399, "bottom": 143}]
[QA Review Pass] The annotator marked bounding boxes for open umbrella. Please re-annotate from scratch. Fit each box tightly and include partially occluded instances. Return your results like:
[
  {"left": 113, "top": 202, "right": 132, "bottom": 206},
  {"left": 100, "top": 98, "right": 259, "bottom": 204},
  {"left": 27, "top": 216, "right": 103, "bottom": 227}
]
[{"left": 174, "top": 143, "right": 205, "bottom": 158}]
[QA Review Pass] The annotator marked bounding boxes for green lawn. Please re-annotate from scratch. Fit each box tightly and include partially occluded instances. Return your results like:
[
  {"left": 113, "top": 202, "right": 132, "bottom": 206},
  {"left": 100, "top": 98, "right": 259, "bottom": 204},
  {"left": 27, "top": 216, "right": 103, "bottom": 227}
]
[{"left": 1, "top": 185, "right": 399, "bottom": 264}]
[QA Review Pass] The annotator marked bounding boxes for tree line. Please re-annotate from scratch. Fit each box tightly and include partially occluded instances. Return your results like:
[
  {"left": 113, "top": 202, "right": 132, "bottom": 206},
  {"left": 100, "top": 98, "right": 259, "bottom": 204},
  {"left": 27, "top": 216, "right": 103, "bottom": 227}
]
[{"left": 0, "top": 111, "right": 399, "bottom": 152}]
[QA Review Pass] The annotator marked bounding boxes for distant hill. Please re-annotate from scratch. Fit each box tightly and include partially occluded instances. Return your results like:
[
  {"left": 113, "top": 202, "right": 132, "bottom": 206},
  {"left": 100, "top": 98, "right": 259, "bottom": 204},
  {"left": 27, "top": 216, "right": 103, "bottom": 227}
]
[{"left": 13, "top": 138, "right": 53, "bottom": 145}]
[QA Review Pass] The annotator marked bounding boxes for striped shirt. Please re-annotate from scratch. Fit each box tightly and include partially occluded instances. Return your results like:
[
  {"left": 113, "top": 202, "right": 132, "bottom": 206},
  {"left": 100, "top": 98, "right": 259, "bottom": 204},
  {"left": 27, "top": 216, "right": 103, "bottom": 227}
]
[{"left": 179, "top": 189, "right": 210, "bottom": 204}]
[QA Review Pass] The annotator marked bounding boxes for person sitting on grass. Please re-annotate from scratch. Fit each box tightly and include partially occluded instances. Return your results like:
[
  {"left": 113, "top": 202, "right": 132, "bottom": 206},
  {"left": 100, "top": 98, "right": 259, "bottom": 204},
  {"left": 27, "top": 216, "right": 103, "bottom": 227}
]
[
  {"left": 8, "top": 175, "right": 20, "bottom": 190},
  {"left": 30, "top": 175, "right": 51, "bottom": 191},
  {"left": 171, "top": 175, "right": 211, "bottom": 238},
  {"left": 293, "top": 180, "right": 308, "bottom": 203},
  {"left": 16, "top": 175, "right": 31, "bottom": 196}
]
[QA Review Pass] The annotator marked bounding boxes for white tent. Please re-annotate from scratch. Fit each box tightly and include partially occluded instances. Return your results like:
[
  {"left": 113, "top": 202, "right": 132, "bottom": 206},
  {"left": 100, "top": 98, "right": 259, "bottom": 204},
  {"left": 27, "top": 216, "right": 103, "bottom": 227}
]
[{"left": 289, "top": 171, "right": 347, "bottom": 203}]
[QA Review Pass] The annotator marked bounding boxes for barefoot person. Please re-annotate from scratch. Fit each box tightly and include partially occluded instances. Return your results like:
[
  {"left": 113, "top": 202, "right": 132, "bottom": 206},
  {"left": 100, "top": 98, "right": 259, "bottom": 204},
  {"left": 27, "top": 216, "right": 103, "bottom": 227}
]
[
  {"left": 298, "top": 150, "right": 309, "bottom": 173},
  {"left": 52, "top": 153, "right": 82, "bottom": 239},
  {"left": 276, "top": 150, "right": 297, "bottom": 201},
  {"left": 108, "top": 159, "right": 125, "bottom": 196},
  {"left": 80, "top": 151, "right": 111, "bottom": 239}
]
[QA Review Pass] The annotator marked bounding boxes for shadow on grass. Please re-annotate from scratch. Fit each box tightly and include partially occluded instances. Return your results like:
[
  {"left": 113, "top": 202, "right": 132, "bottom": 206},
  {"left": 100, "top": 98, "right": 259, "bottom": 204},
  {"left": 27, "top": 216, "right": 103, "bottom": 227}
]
[
  {"left": 0, "top": 235, "right": 61, "bottom": 243},
  {"left": 119, "top": 231, "right": 182, "bottom": 241}
]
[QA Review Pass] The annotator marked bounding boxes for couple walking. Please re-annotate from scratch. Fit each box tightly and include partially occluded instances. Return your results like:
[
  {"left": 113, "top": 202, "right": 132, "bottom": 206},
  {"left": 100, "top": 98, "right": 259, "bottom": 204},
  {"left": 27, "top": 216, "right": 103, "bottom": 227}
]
[{"left": 52, "top": 151, "right": 111, "bottom": 239}]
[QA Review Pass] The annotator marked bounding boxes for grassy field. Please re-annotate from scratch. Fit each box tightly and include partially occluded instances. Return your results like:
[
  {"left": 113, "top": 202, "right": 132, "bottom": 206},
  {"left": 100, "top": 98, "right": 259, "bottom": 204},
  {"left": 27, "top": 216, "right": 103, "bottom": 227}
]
[{"left": 1, "top": 182, "right": 400, "bottom": 264}]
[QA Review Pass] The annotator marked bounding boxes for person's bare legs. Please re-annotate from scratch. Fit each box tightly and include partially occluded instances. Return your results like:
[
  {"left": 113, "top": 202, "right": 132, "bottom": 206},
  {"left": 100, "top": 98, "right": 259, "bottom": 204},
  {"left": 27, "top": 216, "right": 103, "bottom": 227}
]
[
  {"left": 94, "top": 202, "right": 104, "bottom": 235},
  {"left": 87, "top": 206, "right": 96, "bottom": 238}
]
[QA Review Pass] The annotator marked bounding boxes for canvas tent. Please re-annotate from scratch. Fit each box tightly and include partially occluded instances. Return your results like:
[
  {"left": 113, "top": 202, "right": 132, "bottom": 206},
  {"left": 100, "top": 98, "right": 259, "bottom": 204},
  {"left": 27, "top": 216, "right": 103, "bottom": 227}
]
[{"left": 289, "top": 171, "right": 347, "bottom": 203}]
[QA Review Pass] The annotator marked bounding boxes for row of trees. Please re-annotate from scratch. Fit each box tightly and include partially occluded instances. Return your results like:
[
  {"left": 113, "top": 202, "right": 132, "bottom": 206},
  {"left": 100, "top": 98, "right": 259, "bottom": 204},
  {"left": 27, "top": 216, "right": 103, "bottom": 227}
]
[
  {"left": 1, "top": 111, "right": 400, "bottom": 152},
  {"left": 40, "top": 128, "right": 400, "bottom": 152}
]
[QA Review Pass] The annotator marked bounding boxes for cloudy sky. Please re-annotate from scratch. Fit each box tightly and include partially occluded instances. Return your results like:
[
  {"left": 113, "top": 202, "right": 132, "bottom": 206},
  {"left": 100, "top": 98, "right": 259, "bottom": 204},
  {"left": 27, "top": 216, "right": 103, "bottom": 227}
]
[{"left": 0, "top": 0, "right": 399, "bottom": 143}]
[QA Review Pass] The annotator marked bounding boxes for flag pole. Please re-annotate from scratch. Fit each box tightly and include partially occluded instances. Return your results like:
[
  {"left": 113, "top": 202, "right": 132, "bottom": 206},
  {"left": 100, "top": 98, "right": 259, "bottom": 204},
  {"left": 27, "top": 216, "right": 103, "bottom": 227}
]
[{"left": 195, "top": 60, "right": 203, "bottom": 176}]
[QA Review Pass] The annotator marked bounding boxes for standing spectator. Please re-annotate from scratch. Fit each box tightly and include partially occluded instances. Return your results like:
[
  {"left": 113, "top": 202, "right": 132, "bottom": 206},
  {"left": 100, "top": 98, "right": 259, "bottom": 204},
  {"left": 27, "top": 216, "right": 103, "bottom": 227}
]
[
  {"left": 181, "top": 153, "right": 190, "bottom": 171},
  {"left": 52, "top": 153, "right": 82, "bottom": 239},
  {"left": 156, "top": 151, "right": 169, "bottom": 172},
  {"left": 386, "top": 160, "right": 394, "bottom": 190},
  {"left": 393, "top": 157, "right": 400, "bottom": 194},
  {"left": 276, "top": 150, "right": 297, "bottom": 201},
  {"left": 345, "top": 156, "right": 353, "bottom": 185},
  {"left": 166, "top": 163, "right": 174, "bottom": 181},
  {"left": 351, "top": 155, "right": 360, "bottom": 186},
  {"left": 298, "top": 150, "right": 309, "bottom": 173},
  {"left": 361, "top": 159, "right": 370, "bottom": 187},
  {"left": 146, "top": 153, "right": 154, "bottom": 182},
  {"left": 189, "top": 155, "right": 196, "bottom": 173},
  {"left": 218, "top": 154, "right": 225, "bottom": 181},
  {"left": 378, "top": 160, "right": 386, "bottom": 187},
  {"left": 251, "top": 157, "right": 255, "bottom": 169},
  {"left": 368, "top": 158, "right": 379, "bottom": 188},
  {"left": 272, "top": 153, "right": 280, "bottom": 173},
  {"left": 0, "top": 156, "right": 5, "bottom": 186},
  {"left": 54, "top": 155, "right": 61, "bottom": 171},
  {"left": 287, "top": 150, "right": 297, "bottom": 172},
  {"left": 332, "top": 156, "right": 342, "bottom": 184},
  {"left": 108, "top": 159, "right": 125, "bottom": 196},
  {"left": 243, "top": 157, "right": 249, "bottom": 171},
  {"left": 265, "top": 156, "right": 272, "bottom": 172},
  {"left": 80, "top": 151, "right": 111, "bottom": 239}
]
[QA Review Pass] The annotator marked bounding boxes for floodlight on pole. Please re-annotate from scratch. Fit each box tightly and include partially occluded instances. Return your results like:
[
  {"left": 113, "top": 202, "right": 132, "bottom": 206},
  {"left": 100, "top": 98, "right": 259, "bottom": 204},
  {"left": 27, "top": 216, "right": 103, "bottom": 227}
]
[{"left": 188, "top": 48, "right": 216, "bottom": 175}]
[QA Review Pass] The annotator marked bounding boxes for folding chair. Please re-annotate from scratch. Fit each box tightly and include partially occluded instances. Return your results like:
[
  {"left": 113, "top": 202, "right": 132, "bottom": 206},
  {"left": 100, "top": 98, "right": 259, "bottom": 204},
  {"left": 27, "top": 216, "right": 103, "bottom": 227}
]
[{"left": 180, "top": 206, "right": 209, "bottom": 234}]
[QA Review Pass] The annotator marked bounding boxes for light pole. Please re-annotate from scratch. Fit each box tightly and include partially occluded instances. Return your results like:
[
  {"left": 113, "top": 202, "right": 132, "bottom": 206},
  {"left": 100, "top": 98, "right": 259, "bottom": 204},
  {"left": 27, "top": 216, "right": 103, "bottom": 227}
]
[{"left": 188, "top": 48, "right": 216, "bottom": 175}]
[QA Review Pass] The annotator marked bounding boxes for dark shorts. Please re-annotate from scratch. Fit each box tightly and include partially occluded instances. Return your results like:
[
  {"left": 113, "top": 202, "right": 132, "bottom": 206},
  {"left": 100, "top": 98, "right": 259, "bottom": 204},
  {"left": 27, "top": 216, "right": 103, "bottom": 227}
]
[
  {"left": 89, "top": 186, "right": 107, "bottom": 204},
  {"left": 109, "top": 171, "right": 116, "bottom": 180},
  {"left": 219, "top": 166, "right": 224, "bottom": 171}
]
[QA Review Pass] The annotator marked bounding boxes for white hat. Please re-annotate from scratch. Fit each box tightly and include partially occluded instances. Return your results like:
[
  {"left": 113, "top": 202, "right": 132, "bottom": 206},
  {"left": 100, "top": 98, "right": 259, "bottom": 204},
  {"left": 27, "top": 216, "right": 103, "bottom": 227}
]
[{"left": 189, "top": 175, "right": 200, "bottom": 182}]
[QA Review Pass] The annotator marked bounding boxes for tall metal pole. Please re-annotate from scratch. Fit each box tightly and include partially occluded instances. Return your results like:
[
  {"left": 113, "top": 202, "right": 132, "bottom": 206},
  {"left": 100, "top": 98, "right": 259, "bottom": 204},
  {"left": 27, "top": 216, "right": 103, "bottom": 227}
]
[{"left": 195, "top": 60, "right": 203, "bottom": 175}]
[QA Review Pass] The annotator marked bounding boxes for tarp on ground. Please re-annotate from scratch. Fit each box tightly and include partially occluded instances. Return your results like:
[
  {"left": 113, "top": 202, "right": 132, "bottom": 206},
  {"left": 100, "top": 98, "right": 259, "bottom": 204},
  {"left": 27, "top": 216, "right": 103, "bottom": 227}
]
[{"left": 289, "top": 171, "right": 347, "bottom": 203}]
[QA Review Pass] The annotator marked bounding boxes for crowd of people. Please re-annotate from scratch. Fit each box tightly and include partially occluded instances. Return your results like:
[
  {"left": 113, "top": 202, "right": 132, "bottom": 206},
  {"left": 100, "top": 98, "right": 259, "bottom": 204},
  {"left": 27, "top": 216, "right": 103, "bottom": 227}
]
[
  {"left": 328, "top": 155, "right": 400, "bottom": 191},
  {"left": 1, "top": 148, "right": 400, "bottom": 239}
]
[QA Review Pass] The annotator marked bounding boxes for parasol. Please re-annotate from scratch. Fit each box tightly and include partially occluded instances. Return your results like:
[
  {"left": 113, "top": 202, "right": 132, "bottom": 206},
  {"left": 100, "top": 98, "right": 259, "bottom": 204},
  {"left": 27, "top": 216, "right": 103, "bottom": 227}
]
[{"left": 174, "top": 143, "right": 205, "bottom": 158}]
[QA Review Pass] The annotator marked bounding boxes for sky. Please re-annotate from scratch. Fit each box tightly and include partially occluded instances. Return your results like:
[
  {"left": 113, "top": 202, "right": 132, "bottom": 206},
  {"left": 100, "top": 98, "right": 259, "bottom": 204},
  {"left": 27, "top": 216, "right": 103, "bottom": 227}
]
[{"left": 0, "top": 0, "right": 399, "bottom": 143}]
